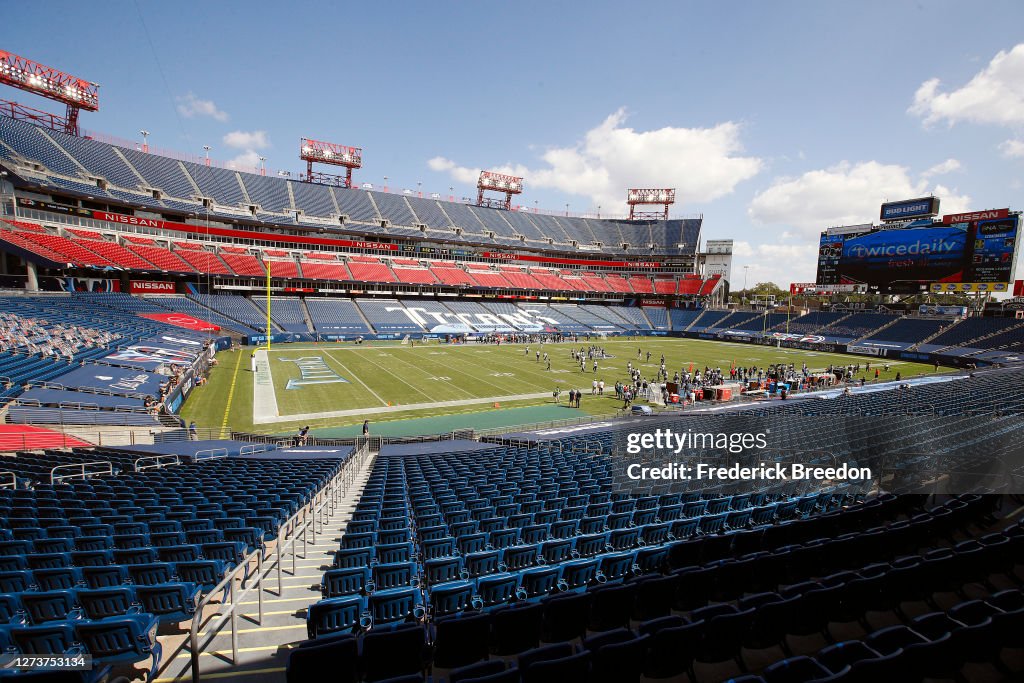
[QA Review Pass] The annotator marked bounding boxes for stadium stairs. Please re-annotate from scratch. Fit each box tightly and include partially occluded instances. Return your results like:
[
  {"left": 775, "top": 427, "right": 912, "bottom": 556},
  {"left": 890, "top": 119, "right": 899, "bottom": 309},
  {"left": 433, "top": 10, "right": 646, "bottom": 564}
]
[
  {"left": 959, "top": 321, "right": 1024, "bottom": 352},
  {"left": 849, "top": 316, "right": 903, "bottom": 345},
  {"left": 363, "top": 193, "right": 384, "bottom": 224},
  {"left": 299, "top": 299, "right": 315, "bottom": 333},
  {"left": 151, "top": 445, "right": 380, "bottom": 682},
  {"left": 910, "top": 319, "right": 965, "bottom": 351},
  {"left": 0, "top": 443, "right": 372, "bottom": 683},
  {"left": 813, "top": 312, "right": 855, "bottom": 336}
]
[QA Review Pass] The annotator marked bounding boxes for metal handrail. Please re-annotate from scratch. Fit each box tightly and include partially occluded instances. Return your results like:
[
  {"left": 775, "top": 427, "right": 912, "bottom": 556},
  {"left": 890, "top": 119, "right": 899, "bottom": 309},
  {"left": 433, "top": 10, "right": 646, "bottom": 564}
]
[
  {"left": 50, "top": 460, "right": 112, "bottom": 484},
  {"left": 188, "top": 443, "right": 366, "bottom": 682},
  {"left": 0, "top": 471, "right": 16, "bottom": 489},
  {"left": 193, "top": 448, "right": 229, "bottom": 461},
  {"left": 187, "top": 547, "right": 263, "bottom": 683},
  {"left": 238, "top": 443, "right": 272, "bottom": 457},
  {"left": 134, "top": 454, "right": 181, "bottom": 471}
]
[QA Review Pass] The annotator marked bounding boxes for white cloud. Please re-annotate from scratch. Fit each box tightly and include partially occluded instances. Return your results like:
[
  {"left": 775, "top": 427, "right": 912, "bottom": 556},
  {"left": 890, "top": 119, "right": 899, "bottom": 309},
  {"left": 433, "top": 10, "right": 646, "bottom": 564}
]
[
  {"left": 429, "top": 109, "right": 762, "bottom": 209},
  {"left": 223, "top": 130, "right": 269, "bottom": 150},
  {"left": 224, "top": 150, "right": 261, "bottom": 171},
  {"left": 427, "top": 157, "right": 484, "bottom": 185},
  {"left": 1000, "top": 139, "right": 1024, "bottom": 158},
  {"left": 176, "top": 93, "right": 229, "bottom": 122},
  {"left": 732, "top": 241, "right": 820, "bottom": 288},
  {"left": 921, "top": 158, "right": 961, "bottom": 179},
  {"left": 909, "top": 44, "right": 1024, "bottom": 127},
  {"left": 747, "top": 160, "right": 972, "bottom": 237}
]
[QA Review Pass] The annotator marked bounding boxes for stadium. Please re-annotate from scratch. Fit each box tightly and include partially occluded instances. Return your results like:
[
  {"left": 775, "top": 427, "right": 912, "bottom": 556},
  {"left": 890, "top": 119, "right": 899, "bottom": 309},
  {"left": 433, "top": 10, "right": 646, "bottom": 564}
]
[{"left": 1, "top": 7, "right": 1024, "bottom": 683}]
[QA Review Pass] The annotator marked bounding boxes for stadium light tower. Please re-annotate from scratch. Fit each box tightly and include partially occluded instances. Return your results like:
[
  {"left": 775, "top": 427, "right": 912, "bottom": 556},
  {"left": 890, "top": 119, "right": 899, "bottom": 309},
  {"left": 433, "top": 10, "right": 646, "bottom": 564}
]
[
  {"left": 627, "top": 188, "right": 675, "bottom": 220},
  {"left": 139, "top": 130, "right": 150, "bottom": 153},
  {"left": 0, "top": 50, "right": 99, "bottom": 136},
  {"left": 477, "top": 170, "right": 523, "bottom": 211},
  {"left": 203, "top": 145, "right": 211, "bottom": 166},
  {"left": 300, "top": 138, "right": 362, "bottom": 188}
]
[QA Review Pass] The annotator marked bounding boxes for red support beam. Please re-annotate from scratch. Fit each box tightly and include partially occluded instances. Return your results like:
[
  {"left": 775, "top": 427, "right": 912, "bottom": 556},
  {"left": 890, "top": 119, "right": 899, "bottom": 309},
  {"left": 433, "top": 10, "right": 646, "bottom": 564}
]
[
  {"left": 477, "top": 170, "right": 523, "bottom": 211},
  {"left": 300, "top": 138, "right": 361, "bottom": 188},
  {"left": 627, "top": 188, "right": 675, "bottom": 221}
]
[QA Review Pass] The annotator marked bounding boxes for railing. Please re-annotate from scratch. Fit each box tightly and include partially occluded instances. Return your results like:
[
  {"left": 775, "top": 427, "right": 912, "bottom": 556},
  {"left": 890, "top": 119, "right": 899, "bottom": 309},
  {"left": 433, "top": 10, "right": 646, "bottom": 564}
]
[
  {"left": 188, "top": 440, "right": 370, "bottom": 683},
  {"left": 133, "top": 454, "right": 181, "bottom": 471},
  {"left": 192, "top": 447, "right": 229, "bottom": 462},
  {"left": 0, "top": 471, "right": 16, "bottom": 489},
  {"left": 50, "top": 460, "right": 113, "bottom": 484},
  {"left": 238, "top": 443, "right": 274, "bottom": 457}
]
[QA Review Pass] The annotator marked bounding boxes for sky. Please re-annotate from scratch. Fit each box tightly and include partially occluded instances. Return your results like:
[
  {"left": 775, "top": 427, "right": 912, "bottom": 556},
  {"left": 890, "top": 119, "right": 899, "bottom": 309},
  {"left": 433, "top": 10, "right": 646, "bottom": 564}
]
[{"left": 5, "top": 0, "right": 1024, "bottom": 287}]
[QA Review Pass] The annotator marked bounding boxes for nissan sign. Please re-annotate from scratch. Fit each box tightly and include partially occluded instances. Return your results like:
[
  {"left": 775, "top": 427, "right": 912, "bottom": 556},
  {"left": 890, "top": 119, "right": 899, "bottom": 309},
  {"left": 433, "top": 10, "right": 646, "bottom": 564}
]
[{"left": 130, "top": 281, "right": 176, "bottom": 294}]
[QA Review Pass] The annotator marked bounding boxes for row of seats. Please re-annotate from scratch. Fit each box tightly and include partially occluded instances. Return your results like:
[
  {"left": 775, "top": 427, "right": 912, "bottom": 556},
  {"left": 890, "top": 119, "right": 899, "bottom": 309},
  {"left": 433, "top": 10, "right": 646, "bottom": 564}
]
[
  {"left": 2, "top": 218, "right": 716, "bottom": 293},
  {"left": 0, "top": 448, "right": 347, "bottom": 681},
  {"left": 292, "top": 587, "right": 1024, "bottom": 683},
  {"left": 289, "top": 495, "right": 1021, "bottom": 682}
]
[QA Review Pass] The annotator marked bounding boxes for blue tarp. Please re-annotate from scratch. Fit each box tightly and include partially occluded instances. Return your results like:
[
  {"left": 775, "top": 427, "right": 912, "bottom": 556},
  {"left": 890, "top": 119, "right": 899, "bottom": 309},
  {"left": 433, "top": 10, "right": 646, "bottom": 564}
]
[
  {"left": 51, "top": 365, "right": 165, "bottom": 398},
  {"left": 8, "top": 407, "right": 158, "bottom": 426},
  {"left": 105, "top": 440, "right": 277, "bottom": 458},
  {"left": 18, "top": 388, "right": 146, "bottom": 410}
]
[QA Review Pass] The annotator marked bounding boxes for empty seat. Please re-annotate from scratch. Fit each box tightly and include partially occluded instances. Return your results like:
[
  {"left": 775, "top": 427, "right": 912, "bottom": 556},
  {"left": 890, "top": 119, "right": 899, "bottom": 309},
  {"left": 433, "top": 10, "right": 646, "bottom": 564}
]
[{"left": 306, "top": 596, "right": 363, "bottom": 639}]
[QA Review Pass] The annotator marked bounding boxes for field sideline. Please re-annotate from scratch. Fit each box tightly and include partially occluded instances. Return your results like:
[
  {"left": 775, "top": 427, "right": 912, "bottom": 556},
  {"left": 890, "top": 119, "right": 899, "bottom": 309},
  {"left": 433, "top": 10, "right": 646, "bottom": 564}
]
[{"left": 181, "top": 338, "right": 942, "bottom": 436}]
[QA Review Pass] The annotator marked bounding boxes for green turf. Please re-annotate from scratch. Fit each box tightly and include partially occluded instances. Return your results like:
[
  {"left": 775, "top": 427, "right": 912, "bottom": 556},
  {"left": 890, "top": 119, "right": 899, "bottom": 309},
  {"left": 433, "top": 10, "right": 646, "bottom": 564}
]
[
  {"left": 310, "top": 404, "right": 586, "bottom": 438},
  {"left": 182, "top": 337, "right": 943, "bottom": 435}
]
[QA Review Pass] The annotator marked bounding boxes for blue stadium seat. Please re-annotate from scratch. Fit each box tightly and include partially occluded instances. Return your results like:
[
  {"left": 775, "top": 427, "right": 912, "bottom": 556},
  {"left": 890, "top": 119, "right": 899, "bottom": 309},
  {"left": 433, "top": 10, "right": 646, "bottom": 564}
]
[
  {"left": 322, "top": 567, "right": 370, "bottom": 598},
  {"left": 367, "top": 586, "right": 424, "bottom": 627},
  {"left": 517, "top": 567, "right": 559, "bottom": 601},
  {"left": 77, "top": 587, "right": 140, "bottom": 620},
  {"left": 306, "top": 596, "right": 364, "bottom": 639},
  {"left": 334, "top": 547, "right": 373, "bottom": 569},
  {"left": 74, "top": 615, "right": 162, "bottom": 682},
  {"left": 20, "top": 590, "right": 81, "bottom": 625},
  {"left": 429, "top": 580, "right": 474, "bottom": 617},
  {"left": 134, "top": 583, "right": 201, "bottom": 625}
]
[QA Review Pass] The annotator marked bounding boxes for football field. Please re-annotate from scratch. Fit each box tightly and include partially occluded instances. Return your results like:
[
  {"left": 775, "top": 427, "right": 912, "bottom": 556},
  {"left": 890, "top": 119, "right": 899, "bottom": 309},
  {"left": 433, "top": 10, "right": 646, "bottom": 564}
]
[{"left": 181, "top": 337, "right": 941, "bottom": 436}]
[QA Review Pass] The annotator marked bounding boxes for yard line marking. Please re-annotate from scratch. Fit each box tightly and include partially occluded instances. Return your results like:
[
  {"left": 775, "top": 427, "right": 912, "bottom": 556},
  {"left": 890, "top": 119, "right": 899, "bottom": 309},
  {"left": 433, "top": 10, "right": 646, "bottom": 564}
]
[
  {"left": 319, "top": 350, "right": 388, "bottom": 406},
  {"left": 382, "top": 351, "right": 478, "bottom": 399},
  {"left": 344, "top": 350, "right": 436, "bottom": 402},
  {"left": 250, "top": 392, "right": 554, "bottom": 424},
  {"left": 219, "top": 350, "right": 243, "bottom": 433},
  {"left": 415, "top": 351, "right": 525, "bottom": 396}
]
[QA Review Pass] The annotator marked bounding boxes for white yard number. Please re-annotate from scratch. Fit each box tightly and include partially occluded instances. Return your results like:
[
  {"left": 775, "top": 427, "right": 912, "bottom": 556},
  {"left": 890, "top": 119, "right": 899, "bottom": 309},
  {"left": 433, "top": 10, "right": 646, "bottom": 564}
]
[
  {"left": 491, "top": 372, "right": 515, "bottom": 377},
  {"left": 427, "top": 376, "right": 452, "bottom": 381}
]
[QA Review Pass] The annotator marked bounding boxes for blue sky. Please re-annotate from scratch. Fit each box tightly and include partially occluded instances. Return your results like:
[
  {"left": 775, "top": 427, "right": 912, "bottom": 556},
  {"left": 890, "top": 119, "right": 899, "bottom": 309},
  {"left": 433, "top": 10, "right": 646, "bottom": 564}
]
[{"left": 5, "top": 0, "right": 1024, "bottom": 285}]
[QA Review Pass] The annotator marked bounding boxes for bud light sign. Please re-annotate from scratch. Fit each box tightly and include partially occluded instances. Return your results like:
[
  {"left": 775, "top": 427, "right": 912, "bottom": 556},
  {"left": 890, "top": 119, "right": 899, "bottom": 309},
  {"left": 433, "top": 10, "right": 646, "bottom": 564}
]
[{"left": 880, "top": 197, "right": 940, "bottom": 222}]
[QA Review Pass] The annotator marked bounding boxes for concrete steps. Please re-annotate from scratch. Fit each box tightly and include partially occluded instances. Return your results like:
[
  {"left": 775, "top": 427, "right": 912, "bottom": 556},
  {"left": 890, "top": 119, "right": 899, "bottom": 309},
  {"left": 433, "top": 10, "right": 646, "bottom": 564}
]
[{"left": 154, "top": 449, "right": 377, "bottom": 683}]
